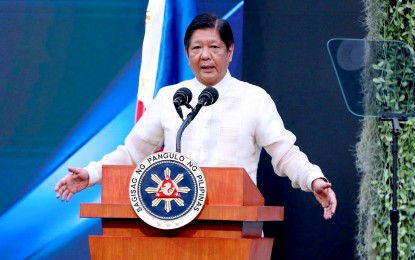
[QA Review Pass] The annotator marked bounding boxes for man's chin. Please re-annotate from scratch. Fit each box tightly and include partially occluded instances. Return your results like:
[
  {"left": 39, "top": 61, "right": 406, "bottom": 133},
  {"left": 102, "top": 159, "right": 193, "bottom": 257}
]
[{"left": 198, "top": 75, "right": 217, "bottom": 86}]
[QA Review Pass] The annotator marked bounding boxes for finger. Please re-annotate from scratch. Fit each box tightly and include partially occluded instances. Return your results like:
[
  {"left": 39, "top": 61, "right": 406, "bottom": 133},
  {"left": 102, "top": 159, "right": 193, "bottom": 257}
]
[
  {"left": 324, "top": 201, "right": 336, "bottom": 220},
  {"left": 317, "top": 193, "right": 331, "bottom": 208},
  {"left": 324, "top": 207, "right": 332, "bottom": 220},
  {"left": 68, "top": 167, "right": 79, "bottom": 175},
  {"left": 61, "top": 189, "right": 69, "bottom": 201},
  {"left": 313, "top": 179, "right": 332, "bottom": 191},
  {"left": 325, "top": 203, "right": 335, "bottom": 219},
  {"left": 58, "top": 184, "right": 67, "bottom": 195},
  {"left": 329, "top": 194, "right": 337, "bottom": 214},
  {"left": 56, "top": 186, "right": 62, "bottom": 198},
  {"left": 314, "top": 188, "right": 328, "bottom": 198},
  {"left": 320, "top": 181, "right": 332, "bottom": 190},
  {"left": 324, "top": 208, "right": 329, "bottom": 219},
  {"left": 66, "top": 192, "right": 74, "bottom": 202},
  {"left": 321, "top": 200, "right": 330, "bottom": 208},
  {"left": 56, "top": 184, "right": 66, "bottom": 199},
  {"left": 320, "top": 183, "right": 333, "bottom": 193},
  {"left": 54, "top": 179, "right": 64, "bottom": 191}
]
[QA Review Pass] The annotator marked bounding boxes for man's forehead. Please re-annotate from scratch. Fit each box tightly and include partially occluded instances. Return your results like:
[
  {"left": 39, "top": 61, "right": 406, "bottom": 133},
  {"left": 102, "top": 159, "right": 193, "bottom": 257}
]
[{"left": 189, "top": 29, "right": 222, "bottom": 43}]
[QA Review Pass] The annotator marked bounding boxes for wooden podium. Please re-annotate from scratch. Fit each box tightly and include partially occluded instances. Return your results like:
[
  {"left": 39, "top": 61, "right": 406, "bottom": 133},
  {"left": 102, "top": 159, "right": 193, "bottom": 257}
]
[{"left": 80, "top": 166, "right": 284, "bottom": 259}]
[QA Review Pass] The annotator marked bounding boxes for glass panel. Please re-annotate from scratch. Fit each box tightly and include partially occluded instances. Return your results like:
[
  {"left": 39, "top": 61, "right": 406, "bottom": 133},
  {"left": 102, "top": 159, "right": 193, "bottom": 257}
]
[{"left": 327, "top": 38, "right": 415, "bottom": 118}]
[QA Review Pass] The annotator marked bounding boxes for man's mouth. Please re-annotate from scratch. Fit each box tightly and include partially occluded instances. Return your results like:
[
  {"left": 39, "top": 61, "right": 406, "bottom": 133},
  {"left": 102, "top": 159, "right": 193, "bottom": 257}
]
[{"left": 201, "top": 65, "right": 214, "bottom": 70}]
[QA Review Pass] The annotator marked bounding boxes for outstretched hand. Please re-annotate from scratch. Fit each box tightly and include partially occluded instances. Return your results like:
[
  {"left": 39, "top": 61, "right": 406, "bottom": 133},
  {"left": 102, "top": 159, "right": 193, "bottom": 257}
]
[
  {"left": 312, "top": 178, "right": 337, "bottom": 220},
  {"left": 54, "top": 167, "right": 89, "bottom": 202}
]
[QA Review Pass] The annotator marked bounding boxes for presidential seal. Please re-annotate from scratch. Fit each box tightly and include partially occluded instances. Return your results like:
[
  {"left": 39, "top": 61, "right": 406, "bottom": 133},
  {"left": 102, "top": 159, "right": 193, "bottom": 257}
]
[{"left": 129, "top": 151, "right": 207, "bottom": 230}]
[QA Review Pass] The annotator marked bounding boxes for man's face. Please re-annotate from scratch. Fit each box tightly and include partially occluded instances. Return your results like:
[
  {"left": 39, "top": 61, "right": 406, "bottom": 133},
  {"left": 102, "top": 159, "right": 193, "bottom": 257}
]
[{"left": 185, "top": 28, "right": 234, "bottom": 87}]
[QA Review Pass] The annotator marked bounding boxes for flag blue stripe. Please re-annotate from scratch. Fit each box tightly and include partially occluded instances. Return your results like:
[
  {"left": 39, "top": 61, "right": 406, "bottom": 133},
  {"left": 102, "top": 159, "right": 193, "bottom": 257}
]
[{"left": 153, "top": 0, "right": 197, "bottom": 97}]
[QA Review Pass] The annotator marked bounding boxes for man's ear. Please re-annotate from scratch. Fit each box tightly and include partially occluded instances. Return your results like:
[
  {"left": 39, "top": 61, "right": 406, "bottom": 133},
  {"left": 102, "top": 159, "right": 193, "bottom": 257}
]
[
  {"left": 228, "top": 44, "right": 234, "bottom": 62},
  {"left": 184, "top": 47, "right": 189, "bottom": 61}
]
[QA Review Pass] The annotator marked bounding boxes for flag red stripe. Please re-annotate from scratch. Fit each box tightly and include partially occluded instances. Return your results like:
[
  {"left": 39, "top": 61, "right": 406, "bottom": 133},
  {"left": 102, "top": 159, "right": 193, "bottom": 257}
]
[{"left": 135, "top": 100, "right": 146, "bottom": 123}]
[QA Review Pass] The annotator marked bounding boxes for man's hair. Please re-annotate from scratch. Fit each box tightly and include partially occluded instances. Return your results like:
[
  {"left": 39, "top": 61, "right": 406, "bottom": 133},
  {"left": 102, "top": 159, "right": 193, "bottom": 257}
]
[{"left": 184, "top": 13, "right": 234, "bottom": 51}]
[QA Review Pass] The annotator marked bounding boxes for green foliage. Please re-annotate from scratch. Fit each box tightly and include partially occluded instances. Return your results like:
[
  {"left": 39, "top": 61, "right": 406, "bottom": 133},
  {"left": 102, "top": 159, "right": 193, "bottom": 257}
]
[
  {"left": 357, "top": 0, "right": 415, "bottom": 259},
  {"left": 371, "top": 41, "right": 415, "bottom": 115}
]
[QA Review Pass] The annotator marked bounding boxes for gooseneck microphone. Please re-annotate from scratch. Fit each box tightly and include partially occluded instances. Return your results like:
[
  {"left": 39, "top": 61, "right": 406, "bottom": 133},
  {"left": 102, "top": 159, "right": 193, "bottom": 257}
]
[
  {"left": 173, "top": 87, "right": 193, "bottom": 120},
  {"left": 175, "top": 87, "right": 219, "bottom": 153}
]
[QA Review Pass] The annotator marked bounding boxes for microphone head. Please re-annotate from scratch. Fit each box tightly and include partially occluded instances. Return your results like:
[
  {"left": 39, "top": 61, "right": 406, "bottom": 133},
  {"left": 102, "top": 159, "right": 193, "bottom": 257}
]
[
  {"left": 198, "top": 87, "right": 219, "bottom": 106},
  {"left": 173, "top": 87, "right": 193, "bottom": 106}
]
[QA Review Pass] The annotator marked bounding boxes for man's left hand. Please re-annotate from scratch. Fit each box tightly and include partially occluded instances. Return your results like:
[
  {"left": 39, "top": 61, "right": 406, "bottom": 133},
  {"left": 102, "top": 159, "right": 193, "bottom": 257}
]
[{"left": 312, "top": 178, "right": 337, "bottom": 220}]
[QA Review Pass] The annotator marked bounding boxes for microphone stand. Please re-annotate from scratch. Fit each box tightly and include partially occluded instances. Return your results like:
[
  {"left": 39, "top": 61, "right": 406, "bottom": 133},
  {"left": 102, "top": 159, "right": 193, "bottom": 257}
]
[
  {"left": 176, "top": 105, "right": 196, "bottom": 153},
  {"left": 175, "top": 87, "right": 218, "bottom": 153},
  {"left": 380, "top": 112, "right": 408, "bottom": 260}
]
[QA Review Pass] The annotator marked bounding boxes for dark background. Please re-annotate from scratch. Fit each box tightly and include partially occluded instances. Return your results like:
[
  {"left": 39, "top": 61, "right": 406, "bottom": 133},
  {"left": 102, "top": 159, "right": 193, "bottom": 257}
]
[{"left": 243, "top": 1, "right": 365, "bottom": 259}]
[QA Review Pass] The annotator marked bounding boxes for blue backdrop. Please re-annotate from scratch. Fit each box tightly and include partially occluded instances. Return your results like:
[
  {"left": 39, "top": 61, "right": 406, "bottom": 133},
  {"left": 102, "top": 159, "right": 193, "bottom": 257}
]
[{"left": 0, "top": 1, "right": 243, "bottom": 259}]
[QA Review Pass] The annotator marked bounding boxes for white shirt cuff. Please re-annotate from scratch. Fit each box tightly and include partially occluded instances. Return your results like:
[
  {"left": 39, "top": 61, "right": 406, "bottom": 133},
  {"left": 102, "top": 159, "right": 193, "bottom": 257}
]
[
  {"left": 85, "top": 165, "right": 101, "bottom": 187},
  {"left": 306, "top": 171, "right": 327, "bottom": 191}
]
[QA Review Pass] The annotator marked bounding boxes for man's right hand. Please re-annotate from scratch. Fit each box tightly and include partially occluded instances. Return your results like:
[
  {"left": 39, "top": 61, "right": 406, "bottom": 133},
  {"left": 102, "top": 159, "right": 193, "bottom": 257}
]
[{"left": 55, "top": 167, "right": 89, "bottom": 202}]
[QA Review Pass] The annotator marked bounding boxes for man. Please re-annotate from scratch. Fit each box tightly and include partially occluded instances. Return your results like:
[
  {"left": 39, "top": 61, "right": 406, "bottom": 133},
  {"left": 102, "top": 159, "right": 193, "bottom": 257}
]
[{"left": 55, "top": 13, "right": 336, "bottom": 220}]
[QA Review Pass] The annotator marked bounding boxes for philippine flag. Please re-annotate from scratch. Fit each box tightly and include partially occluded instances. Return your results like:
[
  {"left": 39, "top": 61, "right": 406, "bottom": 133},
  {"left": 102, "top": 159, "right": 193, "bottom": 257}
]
[{"left": 135, "top": 0, "right": 197, "bottom": 122}]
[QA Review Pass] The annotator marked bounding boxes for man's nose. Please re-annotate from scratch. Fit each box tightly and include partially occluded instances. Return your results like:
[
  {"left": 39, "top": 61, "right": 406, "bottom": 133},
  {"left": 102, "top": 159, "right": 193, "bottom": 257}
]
[{"left": 201, "top": 47, "right": 211, "bottom": 59}]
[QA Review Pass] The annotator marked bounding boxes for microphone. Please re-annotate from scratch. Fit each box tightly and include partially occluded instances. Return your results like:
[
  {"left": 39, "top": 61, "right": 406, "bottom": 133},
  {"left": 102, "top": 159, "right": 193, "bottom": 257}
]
[
  {"left": 176, "top": 87, "right": 219, "bottom": 153},
  {"left": 192, "top": 87, "right": 219, "bottom": 119},
  {"left": 173, "top": 87, "right": 192, "bottom": 120}
]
